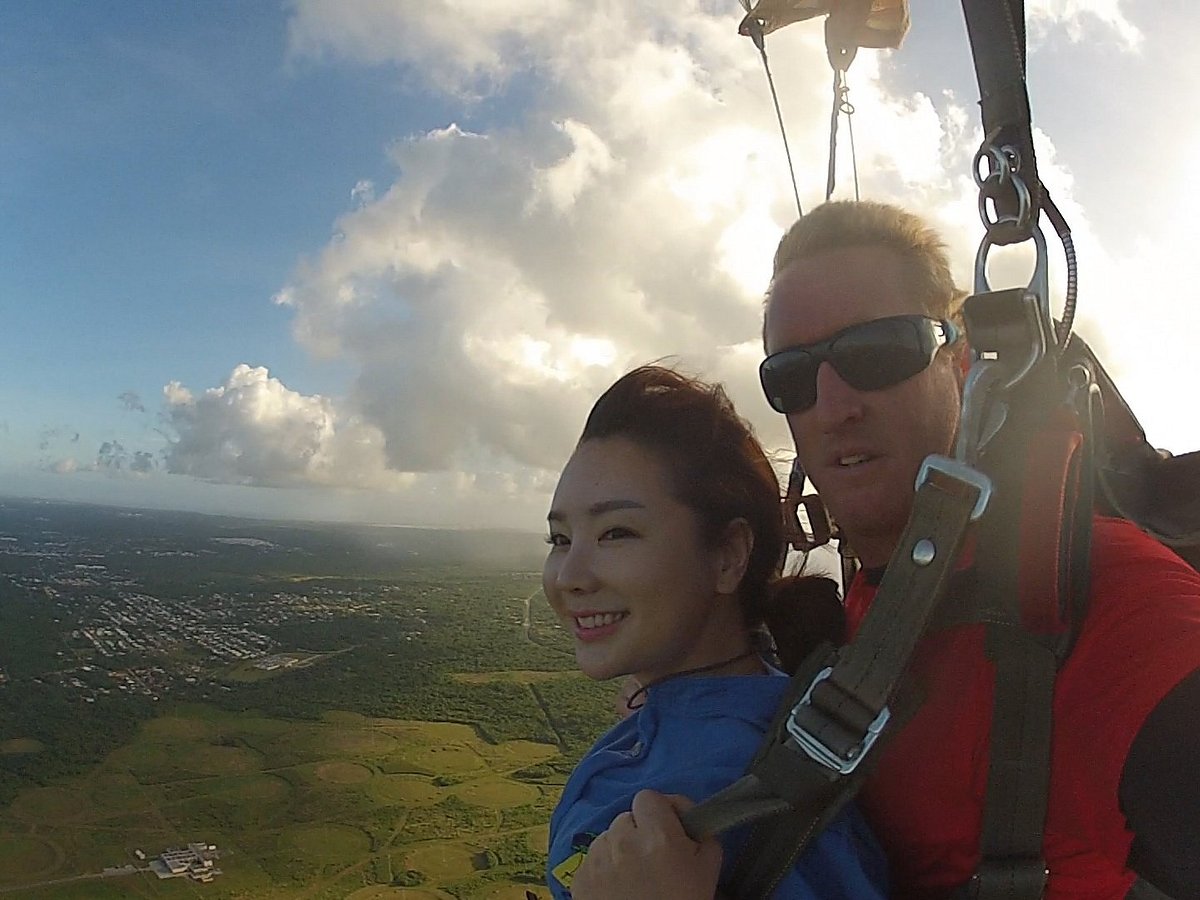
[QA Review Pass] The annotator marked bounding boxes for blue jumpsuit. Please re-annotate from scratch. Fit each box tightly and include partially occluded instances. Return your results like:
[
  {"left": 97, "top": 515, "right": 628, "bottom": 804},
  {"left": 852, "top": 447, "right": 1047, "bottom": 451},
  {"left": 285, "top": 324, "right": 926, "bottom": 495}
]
[{"left": 547, "top": 671, "right": 888, "bottom": 898}]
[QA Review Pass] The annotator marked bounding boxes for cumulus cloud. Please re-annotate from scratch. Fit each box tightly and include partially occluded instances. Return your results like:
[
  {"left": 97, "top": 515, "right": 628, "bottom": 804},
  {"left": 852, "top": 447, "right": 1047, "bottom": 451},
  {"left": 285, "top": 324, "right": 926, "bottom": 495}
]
[
  {"left": 98, "top": 440, "right": 126, "bottom": 470},
  {"left": 131, "top": 451, "right": 156, "bottom": 474},
  {"left": 159, "top": 2, "right": 1192, "bottom": 518},
  {"left": 158, "top": 363, "right": 556, "bottom": 524},
  {"left": 286, "top": 0, "right": 564, "bottom": 99},
  {"left": 164, "top": 364, "right": 354, "bottom": 487},
  {"left": 350, "top": 179, "right": 375, "bottom": 207},
  {"left": 273, "top": 0, "right": 967, "bottom": 478}
]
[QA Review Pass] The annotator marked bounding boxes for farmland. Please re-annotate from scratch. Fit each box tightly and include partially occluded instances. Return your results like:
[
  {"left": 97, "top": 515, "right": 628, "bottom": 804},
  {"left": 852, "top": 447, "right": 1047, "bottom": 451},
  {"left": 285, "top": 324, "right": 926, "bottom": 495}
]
[{"left": 0, "top": 498, "right": 613, "bottom": 898}]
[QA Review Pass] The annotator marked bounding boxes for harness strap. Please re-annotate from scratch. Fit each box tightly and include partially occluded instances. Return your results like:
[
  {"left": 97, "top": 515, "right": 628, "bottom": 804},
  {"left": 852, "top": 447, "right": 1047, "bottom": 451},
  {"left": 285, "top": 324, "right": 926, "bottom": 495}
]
[
  {"left": 683, "top": 459, "right": 988, "bottom": 898},
  {"left": 728, "top": 676, "right": 923, "bottom": 900},
  {"left": 954, "top": 340, "right": 1098, "bottom": 898},
  {"left": 963, "top": 624, "right": 1056, "bottom": 900},
  {"left": 959, "top": 0, "right": 1040, "bottom": 245},
  {"left": 1127, "top": 877, "right": 1183, "bottom": 900}
]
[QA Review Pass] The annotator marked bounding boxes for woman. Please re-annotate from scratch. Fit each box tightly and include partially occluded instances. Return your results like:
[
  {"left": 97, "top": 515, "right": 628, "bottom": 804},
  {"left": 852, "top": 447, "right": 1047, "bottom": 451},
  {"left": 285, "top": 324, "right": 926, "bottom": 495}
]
[{"left": 542, "top": 365, "right": 886, "bottom": 899}]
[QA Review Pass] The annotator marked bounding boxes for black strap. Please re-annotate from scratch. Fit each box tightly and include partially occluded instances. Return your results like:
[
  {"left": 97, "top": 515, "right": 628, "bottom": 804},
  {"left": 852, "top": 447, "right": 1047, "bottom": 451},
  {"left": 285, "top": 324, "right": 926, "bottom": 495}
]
[
  {"left": 963, "top": 624, "right": 1056, "bottom": 900},
  {"left": 1126, "top": 877, "right": 1180, "bottom": 900},
  {"left": 727, "top": 677, "right": 923, "bottom": 900},
  {"left": 683, "top": 460, "right": 986, "bottom": 898},
  {"left": 960, "top": 0, "right": 1040, "bottom": 245},
  {"left": 1121, "top": 668, "right": 1200, "bottom": 897}
]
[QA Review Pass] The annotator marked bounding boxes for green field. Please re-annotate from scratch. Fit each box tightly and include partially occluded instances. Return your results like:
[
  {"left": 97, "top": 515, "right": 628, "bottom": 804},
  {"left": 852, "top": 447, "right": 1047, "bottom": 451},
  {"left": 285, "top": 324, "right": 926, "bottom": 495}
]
[
  {"left": 0, "top": 703, "right": 588, "bottom": 899},
  {"left": 0, "top": 502, "right": 614, "bottom": 898}
]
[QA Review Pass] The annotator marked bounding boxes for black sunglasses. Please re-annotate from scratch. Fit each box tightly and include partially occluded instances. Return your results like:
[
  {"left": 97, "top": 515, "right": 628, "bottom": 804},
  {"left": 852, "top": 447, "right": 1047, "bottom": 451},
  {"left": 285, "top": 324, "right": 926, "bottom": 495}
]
[{"left": 760, "top": 314, "right": 959, "bottom": 414}]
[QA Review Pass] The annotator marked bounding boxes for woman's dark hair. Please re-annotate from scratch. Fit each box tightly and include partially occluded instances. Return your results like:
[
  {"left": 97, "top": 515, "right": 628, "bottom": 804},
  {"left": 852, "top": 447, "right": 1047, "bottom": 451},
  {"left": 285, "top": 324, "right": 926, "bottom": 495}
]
[
  {"left": 762, "top": 574, "right": 845, "bottom": 674},
  {"left": 578, "top": 365, "right": 792, "bottom": 631},
  {"left": 579, "top": 366, "right": 844, "bottom": 666}
]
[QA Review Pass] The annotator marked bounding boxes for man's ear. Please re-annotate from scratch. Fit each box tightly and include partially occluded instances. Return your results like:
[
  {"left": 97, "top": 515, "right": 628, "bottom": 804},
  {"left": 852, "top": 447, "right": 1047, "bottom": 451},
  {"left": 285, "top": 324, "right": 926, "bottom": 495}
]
[{"left": 715, "top": 518, "right": 754, "bottom": 596}]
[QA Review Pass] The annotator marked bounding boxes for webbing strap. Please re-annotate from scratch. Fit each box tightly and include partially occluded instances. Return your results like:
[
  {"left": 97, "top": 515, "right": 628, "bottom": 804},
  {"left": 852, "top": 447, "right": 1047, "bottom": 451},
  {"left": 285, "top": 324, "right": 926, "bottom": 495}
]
[
  {"left": 727, "top": 680, "right": 923, "bottom": 900},
  {"left": 957, "top": 421, "right": 1056, "bottom": 900},
  {"left": 957, "top": 342, "right": 1098, "bottom": 900},
  {"left": 960, "top": 0, "right": 1040, "bottom": 245},
  {"left": 965, "top": 624, "right": 1056, "bottom": 900},
  {"left": 1126, "top": 877, "right": 1181, "bottom": 900},
  {"left": 683, "top": 460, "right": 986, "bottom": 899}
]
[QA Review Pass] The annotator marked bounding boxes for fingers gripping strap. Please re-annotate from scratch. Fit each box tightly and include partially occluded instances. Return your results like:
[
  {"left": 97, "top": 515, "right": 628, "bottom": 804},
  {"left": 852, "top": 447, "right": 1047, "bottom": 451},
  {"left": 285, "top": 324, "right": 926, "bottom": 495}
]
[{"left": 679, "top": 775, "right": 791, "bottom": 841}]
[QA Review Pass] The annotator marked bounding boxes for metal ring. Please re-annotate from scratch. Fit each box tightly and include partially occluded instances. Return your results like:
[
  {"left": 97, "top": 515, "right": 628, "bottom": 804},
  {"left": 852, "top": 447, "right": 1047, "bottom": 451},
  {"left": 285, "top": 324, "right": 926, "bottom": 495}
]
[
  {"left": 973, "top": 219, "right": 1049, "bottom": 306},
  {"left": 977, "top": 177, "right": 1032, "bottom": 236},
  {"left": 973, "top": 143, "right": 1012, "bottom": 189}
]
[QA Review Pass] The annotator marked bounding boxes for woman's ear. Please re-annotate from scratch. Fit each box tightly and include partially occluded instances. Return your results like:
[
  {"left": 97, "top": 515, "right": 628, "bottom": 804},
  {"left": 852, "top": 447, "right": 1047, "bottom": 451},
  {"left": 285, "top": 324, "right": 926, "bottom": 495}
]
[{"left": 715, "top": 518, "right": 754, "bottom": 596}]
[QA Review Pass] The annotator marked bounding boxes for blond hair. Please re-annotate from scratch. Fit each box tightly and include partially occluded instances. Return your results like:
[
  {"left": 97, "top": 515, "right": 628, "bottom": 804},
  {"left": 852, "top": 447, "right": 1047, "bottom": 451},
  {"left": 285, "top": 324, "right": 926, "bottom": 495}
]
[{"left": 771, "top": 201, "right": 966, "bottom": 322}]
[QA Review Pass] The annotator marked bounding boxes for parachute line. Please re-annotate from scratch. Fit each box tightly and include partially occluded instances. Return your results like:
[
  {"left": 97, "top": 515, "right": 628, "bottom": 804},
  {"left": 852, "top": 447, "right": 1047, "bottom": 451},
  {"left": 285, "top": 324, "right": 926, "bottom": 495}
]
[
  {"left": 746, "top": 17, "right": 803, "bottom": 217},
  {"left": 825, "top": 68, "right": 860, "bottom": 202}
]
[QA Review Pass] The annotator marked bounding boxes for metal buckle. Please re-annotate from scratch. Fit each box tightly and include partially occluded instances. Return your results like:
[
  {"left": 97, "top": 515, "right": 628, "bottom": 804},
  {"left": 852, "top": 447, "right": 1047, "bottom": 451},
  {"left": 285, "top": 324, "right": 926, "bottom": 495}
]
[
  {"left": 785, "top": 667, "right": 891, "bottom": 775},
  {"left": 916, "top": 455, "right": 993, "bottom": 522}
]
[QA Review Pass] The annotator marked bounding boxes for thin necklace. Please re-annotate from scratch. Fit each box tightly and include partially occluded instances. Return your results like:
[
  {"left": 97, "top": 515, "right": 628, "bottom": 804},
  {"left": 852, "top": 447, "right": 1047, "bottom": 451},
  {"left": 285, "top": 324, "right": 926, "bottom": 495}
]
[{"left": 625, "top": 647, "right": 760, "bottom": 711}]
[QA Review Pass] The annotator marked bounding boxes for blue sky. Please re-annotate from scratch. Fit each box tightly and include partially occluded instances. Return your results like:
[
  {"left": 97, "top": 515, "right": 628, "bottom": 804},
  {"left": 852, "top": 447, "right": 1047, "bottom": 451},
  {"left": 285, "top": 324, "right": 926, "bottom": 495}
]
[
  {"left": 2, "top": 2, "right": 1197, "bottom": 527},
  {"left": 3, "top": 2, "right": 439, "bottom": 452}
]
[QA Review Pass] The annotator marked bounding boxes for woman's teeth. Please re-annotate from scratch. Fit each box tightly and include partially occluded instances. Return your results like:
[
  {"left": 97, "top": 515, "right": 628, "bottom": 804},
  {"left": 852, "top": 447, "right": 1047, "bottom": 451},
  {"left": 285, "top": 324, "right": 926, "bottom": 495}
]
[{"left": 576, "top": 611, "right": 628, "bottom": 628}]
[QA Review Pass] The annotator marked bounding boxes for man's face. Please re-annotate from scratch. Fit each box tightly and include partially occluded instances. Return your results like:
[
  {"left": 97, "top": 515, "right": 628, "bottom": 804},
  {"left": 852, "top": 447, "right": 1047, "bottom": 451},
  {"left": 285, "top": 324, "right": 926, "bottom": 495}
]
[{"left": 763, "top": 245, "right": 962, "bottom": 567}]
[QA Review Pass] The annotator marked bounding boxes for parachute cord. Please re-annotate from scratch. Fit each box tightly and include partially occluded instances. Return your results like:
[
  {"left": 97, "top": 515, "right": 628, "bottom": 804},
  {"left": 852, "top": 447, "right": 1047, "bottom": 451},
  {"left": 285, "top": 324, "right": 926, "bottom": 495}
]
[
  {"left": 826, "top": 69, "right": 840, "bottom": 200},
  {"left": 843, "top": 74, "right": 860, "bottom": 201},
  {"left": 826, "top": 68, "right": 860, "bottom": 202},
  {"left": 746, "top": 18, "right": 803, "bottom": 217}
]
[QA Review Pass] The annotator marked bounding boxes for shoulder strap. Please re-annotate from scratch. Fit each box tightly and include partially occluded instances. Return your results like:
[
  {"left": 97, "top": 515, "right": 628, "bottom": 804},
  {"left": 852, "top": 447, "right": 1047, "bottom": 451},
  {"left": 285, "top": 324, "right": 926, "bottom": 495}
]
[{"left": 682, "top": 458, "right": 989, "bottom": 899}]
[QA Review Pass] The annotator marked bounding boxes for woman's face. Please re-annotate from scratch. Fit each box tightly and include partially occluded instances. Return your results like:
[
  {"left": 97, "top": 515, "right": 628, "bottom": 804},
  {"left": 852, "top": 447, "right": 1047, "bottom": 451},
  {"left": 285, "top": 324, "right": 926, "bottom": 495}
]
[{"left": 542, "top": 436, "right": 747, "bottom": 685}]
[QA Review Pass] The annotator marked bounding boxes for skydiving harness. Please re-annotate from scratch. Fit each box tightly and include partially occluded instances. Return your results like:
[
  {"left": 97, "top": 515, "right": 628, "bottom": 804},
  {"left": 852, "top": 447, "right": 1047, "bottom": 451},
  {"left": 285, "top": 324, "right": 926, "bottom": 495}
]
[{"left": 678, "top": 2, "right": 1200, "bottom": 898}]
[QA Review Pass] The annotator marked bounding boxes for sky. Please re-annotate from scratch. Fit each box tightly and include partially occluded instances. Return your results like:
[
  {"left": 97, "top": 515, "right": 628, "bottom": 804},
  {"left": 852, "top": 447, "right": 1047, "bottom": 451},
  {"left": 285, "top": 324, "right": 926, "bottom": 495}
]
[{"left": 2, "top": 1, "right": 1197, "bottom": 531}]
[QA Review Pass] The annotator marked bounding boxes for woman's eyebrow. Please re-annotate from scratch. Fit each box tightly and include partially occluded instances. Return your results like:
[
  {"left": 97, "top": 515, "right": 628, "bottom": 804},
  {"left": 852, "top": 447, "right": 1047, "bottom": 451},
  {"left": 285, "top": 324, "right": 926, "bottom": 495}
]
[{"left": 547, "top": 498, "right": 646, "bottom": 523}]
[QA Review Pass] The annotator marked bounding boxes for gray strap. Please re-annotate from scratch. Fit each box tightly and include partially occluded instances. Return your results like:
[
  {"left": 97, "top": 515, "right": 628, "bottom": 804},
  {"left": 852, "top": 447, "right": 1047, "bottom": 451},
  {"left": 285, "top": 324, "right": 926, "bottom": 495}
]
[
  {"left": 964, "top": 625, "right": 1055, "bottom": 900},
  {"left": 683, "top": 462, "right": 985, "bottom": 899},
  {"left": 1126, "top": 877, "right": 1179, "bottom": 900}
]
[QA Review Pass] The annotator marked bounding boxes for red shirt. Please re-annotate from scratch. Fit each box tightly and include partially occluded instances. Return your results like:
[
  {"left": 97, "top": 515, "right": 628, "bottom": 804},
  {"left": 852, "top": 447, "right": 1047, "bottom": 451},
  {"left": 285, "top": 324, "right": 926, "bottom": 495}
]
[{"left": 846, "top": 517, "right": 1200, "bottom": 899}]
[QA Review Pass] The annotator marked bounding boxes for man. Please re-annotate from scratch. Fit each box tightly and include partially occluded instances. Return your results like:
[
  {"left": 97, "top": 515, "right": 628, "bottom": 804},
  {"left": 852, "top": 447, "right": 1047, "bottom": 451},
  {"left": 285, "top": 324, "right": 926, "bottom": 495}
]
[{"left": 570, "top": 201, "right": 1200, "bottom": 899}]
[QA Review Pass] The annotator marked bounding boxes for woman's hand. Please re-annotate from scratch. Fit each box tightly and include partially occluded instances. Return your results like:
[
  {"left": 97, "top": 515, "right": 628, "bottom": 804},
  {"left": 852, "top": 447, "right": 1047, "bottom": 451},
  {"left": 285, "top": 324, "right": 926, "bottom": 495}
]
[{"left": 571, "top": 790, "right": 723, "bottom": 900}]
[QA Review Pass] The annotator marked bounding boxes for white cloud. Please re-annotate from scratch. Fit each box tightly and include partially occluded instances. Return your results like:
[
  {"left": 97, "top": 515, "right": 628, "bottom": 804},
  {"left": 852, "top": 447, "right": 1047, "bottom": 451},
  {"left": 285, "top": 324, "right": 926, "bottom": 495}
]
[
  {"left": 273, "top": 3, "right": 895, "bottom": 486},
  {"left": 1026, "top": 0, "right": 1142, "bottom": 50},
  {"left": 286, "top": 0, "right": 567, "bottom": 98},
  {"left": 158, "top": 363, "right": 559, "bottom": 525},
  {"left": 163, "top": 364, "right": 376, "bottom": 487},
  {"left": 160, "top": 2, "right": 1196, "bottom": 524}
]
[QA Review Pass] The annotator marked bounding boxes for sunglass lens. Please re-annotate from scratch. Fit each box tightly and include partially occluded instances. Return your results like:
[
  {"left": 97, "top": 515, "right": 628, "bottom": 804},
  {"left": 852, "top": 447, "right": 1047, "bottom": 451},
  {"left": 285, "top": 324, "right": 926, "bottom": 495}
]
[
  {"left": 760, "top": 352, "right": 817, "bottom": 413},
  {"left": 833, "top": 343, "right": 929, "bottom": 391},
  {"left": 761, "top": 316, "right": 945, "bottom": 413},
  {"left": 831, "top": 318, "right": 932, "bottom": 391}
]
